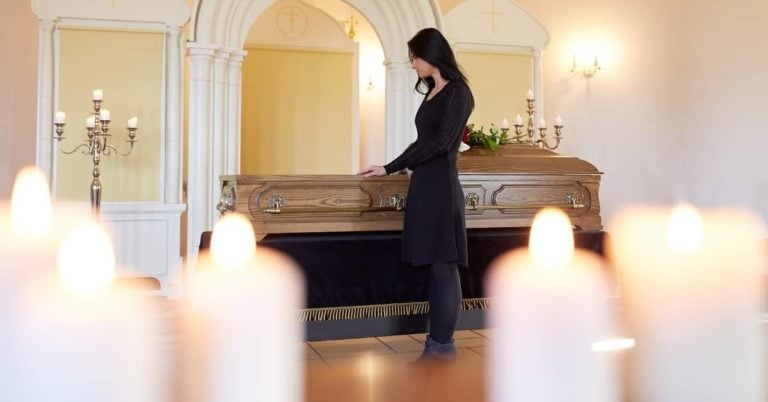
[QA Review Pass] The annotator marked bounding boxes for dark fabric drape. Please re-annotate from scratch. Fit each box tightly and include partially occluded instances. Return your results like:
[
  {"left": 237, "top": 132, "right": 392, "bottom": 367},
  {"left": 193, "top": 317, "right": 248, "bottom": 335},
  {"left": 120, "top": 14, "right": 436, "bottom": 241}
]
[{"left": 200, "top": 228, "right": 605, "bottom": 310}]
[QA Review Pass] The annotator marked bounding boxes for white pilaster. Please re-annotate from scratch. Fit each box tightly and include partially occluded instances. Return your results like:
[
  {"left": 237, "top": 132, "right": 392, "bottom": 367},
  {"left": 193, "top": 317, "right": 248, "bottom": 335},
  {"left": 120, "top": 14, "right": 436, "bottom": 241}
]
[
  {"left": 35, "top": 18, "right": 56, "bottom": 182},
  {"left": 186, "top": 44, "right": 215, "bottom": 261},
  {"left": 226, "top": 50, "right": 246, "bottom": 174},
  {"left": 165, "top": 25, "right": 184, "bottom": 203},
  {"left": 211, "top": 48, "right": 230, "bottom": 222},
  {"left": 533, "top": 49, "right": 545, "bottom": 116},
  {"left": 383, "top": 59, "right": 419, "bottom": 161}
]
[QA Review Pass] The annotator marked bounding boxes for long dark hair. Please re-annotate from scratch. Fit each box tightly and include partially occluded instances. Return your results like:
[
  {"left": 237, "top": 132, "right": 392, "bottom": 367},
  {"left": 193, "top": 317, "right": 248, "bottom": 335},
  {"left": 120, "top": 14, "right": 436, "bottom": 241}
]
[{"left": 407, "top": 28, "right": 471, "bottom": 97}]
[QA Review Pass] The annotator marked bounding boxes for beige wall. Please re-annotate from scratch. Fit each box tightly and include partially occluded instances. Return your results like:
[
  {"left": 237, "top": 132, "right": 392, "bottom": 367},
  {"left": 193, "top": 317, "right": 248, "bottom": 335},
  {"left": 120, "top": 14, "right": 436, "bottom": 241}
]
[
  {"left": 457, "top": 51, "right": 533, "bottom": 129},
  {"left": 513, "top": 0, "right": 768, "bottom": 222},
  {"left": 241, "top": 47, "right": 354, "bottom": 175},
  {"left": 56, "top": 28, "right": 164, "bottom": 202},
  {"left": 0, "top": 2, "right": 38, "bottom": 197}
]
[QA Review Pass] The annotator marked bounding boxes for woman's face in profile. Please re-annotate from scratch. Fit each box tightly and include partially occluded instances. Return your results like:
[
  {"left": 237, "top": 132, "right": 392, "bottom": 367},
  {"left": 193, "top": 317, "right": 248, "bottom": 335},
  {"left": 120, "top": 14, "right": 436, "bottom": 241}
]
[{"left": 410, "top": 55, "right": 437, "bottom": 79}]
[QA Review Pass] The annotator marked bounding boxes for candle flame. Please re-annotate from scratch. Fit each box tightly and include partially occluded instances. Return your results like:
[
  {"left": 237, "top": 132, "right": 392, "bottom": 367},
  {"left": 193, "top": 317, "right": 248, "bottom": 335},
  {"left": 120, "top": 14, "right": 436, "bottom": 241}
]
[
  {"left": 667, "top": 203, "right": 703, "bottom": 253},
  {"left": 57, "top": 222, "right": 116, "bottom": 294},
  {"left": 529, "top": 208, "right": 574, "bottom": 268},
  {"left": 210, "top": 213, "right": 256, "bottom": 269},
  {"left": 11, "top": 166, "right": 52, "bottom": 237}
]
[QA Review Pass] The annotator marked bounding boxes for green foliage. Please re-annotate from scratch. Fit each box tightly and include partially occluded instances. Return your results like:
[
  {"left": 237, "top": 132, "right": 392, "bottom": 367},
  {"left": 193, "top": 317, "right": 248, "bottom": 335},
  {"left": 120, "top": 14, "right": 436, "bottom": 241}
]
[{"left": 465, "top": 123, "right": 508, "bottom": 151}]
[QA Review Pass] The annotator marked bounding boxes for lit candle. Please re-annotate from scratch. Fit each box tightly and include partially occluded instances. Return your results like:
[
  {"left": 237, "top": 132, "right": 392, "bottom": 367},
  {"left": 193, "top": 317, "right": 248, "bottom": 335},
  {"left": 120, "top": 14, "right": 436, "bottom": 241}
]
[
  {"left": 609, "top": 204, "right": 767, "bottom": 401},
  {"left": 99, "top": 109, "right": 111, "bottom": 122},
  {"left": 487, "top": 208, "right": 614, "bottom": 402},
  {"left": 501, "top": 118, "right": 510, "bottom": 130},
  {"left": 538, "top": 117, "right": 547, "bottom": 128},
  {"left": 54, "top": 111, "right": 66, "bottom": 124},
  {"left": 0, "top": 166, "right": 82, "bottom": 275},
  {"left": 556, "top": 115, "right": 563, "bottom": 126},
  {"left": 127, "top": 117, "right": 138, "bottom": 129},
  {"left": 526, "top": 89, "right": 534, "bottom": 100},
  {"left": 86, "top": 116, "right": 96, "bottom": 128},
  {"left": 3, "top": 221, "right": 162, "bottom": 402},
  {"left": 182, "top": 213, "right": 304, "bottom": 402},
  {"left": 92, "top": 89, "right": 103, "bottom": 101},
  {"left": 515, "top": 114, "right": 523, "bottom": 126}
]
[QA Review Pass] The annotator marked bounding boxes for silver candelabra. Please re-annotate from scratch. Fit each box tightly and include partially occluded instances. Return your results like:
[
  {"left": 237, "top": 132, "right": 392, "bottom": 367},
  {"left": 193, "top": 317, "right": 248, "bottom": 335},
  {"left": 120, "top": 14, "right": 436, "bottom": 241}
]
[
  {"left": 53, "top": 90, "right": 138, "bottom": 215},
  {"left": 503, "top": 92, "right": 564, "bottom": 150}
]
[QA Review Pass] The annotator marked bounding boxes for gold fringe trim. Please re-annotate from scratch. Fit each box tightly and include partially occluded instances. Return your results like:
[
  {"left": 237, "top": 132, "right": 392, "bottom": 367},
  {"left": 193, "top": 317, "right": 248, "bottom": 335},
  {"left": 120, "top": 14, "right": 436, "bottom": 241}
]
[{"left": 298, "top": 297, "right": 495, "bottom": 322}]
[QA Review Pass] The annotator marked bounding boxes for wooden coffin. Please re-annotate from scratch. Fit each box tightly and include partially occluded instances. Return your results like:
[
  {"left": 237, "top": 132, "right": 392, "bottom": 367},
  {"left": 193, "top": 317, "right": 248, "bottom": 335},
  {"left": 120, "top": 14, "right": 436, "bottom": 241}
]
[{"left": 218, "top": 145, "right": 602, "bottom": 238}]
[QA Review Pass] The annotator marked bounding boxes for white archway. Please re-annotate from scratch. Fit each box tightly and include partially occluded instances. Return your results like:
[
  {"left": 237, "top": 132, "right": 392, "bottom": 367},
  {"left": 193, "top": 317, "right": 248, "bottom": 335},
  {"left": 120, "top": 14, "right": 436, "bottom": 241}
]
[{"left": 186, "top": 0, "right": 442, "bottom": 259}]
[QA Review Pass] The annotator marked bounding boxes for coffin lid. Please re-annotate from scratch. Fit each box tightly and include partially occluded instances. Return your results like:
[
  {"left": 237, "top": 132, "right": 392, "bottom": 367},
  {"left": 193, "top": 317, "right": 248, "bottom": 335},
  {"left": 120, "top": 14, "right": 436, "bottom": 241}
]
[{"left": 457, "top": 145, "right": 601, "bottom": 175}]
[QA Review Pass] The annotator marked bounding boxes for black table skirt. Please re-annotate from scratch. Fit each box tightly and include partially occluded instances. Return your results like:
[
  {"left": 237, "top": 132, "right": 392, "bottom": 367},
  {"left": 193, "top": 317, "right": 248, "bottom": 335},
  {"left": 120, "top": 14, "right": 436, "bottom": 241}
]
[{"left": 199, "top": 228, "right": 605, "bottom": 321}]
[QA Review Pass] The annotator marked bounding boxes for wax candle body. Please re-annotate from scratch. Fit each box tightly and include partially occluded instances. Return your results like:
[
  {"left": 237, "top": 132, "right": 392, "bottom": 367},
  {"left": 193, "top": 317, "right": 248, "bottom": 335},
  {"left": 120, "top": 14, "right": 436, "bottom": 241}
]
[
  {"left": 609, "top": 206, "right": 766, "bottom": 402},
  {"left": 8, "top": 288, "right": 161, "bottom": 402},
  {"left": 487, "top": 209, "right": 614, "bottom": 402},
  {"left": 1, "top": 218, "right": 162, "bottom": 402},
  {"left": 183, "top": 248, "right": 305, "bottom": 402},
  {"left": 487, "top": 249, "right": 613, "bottom": 402}
]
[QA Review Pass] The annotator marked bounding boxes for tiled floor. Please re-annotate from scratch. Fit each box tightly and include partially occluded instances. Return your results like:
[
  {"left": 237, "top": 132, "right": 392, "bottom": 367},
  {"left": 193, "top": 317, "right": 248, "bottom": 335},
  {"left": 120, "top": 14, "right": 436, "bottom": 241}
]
[{"left": 305, "top": 329, "right": 492, "bottom": 367}]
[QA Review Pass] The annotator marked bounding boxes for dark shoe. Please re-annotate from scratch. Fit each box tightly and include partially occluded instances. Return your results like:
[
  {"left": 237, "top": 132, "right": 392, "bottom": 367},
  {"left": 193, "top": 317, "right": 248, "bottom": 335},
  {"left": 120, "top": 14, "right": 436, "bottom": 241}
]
[{"left": 411, "top": 335, "right": 457, "bottom": 364}]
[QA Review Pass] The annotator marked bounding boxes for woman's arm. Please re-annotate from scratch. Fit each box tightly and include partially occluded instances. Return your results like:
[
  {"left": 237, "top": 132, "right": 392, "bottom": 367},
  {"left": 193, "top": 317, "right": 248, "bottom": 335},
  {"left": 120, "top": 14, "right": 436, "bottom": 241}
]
[{"left": 385, "top": 84, "right": 472, "bottom": 172}]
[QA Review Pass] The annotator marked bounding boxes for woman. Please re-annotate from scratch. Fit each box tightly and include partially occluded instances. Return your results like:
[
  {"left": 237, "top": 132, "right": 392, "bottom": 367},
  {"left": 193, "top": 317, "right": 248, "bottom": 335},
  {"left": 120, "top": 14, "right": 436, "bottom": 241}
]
[{"left": 358, "top": 27, "right": 474, "bottom": 362}]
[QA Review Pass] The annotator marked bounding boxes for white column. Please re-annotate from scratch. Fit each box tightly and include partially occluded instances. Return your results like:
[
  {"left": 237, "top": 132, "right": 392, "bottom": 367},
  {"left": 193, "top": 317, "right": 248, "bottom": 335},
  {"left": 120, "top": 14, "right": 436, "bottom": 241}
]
[
  {"left": 186, "top": 44, "right": 215, "bottom": 261},
  {"left": 35, "top": 19, "right": 56, "bottom": 183},
  {"left": 383, "top": 59, "right": 419, "bottom": 161},
  {"left": 532, "top": 49, "right": 545, "bottom": 116},
  {"left": 211, "top": 49, "right": 230, "bottom": 221},
  {"left": 226, "top": 50, "right": 246, "bottom": 174},
  {"left": 164, "top": 25, "right": 183, "bottom": 203}
]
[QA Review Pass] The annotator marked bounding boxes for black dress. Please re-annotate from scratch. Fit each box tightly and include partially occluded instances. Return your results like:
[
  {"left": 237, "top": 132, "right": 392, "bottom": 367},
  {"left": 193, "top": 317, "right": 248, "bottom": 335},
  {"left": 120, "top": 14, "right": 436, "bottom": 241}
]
[{"left": 384, "top": 81, "right": 473, "bottom": 267}]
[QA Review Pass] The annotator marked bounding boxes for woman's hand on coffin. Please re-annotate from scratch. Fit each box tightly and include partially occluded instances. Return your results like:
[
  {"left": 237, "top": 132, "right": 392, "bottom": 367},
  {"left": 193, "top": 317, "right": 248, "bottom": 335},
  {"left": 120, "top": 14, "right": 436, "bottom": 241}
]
[{"left": 357, "top": 165, "right": 387, "bottom": 177}]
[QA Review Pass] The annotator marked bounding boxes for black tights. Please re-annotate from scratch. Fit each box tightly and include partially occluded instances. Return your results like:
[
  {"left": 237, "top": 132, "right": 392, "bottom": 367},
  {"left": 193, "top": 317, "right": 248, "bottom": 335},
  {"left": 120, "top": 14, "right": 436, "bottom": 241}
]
[{"left": 427, "top": 262, "right": 462, "bottom": 344}]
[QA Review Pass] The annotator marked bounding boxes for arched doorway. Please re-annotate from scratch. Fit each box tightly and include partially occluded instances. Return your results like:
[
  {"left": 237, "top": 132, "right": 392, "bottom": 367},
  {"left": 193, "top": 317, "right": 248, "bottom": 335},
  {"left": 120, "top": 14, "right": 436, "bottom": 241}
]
[{"left": 185, "top": 0, "right": 441, "bottom": 259}]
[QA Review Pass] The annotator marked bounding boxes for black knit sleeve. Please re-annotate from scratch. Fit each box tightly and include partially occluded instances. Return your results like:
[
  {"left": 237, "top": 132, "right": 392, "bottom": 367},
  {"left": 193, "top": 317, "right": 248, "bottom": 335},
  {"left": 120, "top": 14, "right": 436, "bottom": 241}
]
[
  {"left": 384, "top": 142, "right": 416, "bottom": 174},
  {"left": 384, "top": 83, "right": 471, "bottom": 174}
]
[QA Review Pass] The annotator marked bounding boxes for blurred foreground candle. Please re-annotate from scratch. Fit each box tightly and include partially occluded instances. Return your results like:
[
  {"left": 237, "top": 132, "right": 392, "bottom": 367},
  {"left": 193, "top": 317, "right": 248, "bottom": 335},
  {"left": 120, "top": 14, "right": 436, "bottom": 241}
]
[
  {"left": 182, "top": 213, "right": 304, "bottom": 402},
  {"left": 609, "top": 204, "right": 766, "bottom": 401},
  {"left": 487, "top": 208, "right": 614, "bottom": 402},
  {"left": 0, "top": 166, "right": 89, "bottom": 274},
  {"left": 7, "top": 221, "right": 161, "bottom": 402}
]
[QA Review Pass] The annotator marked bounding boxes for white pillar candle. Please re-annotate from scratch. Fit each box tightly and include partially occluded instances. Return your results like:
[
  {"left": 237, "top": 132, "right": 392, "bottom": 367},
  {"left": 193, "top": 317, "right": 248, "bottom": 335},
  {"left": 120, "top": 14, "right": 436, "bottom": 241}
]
[
  {"left": 86, "top": 115, "right": 96, "bottom": 128},
  {"left": 526, "top": 89, "right": 534, "bottom": 100},
  {"left": 609, "top": 204, "right": 766, "bottom": 402},
  {"left": 515, "top": 114, "right": 523, "bottom": 126},
  {"left": 54, "top": 111, "right": 66, "bottom": 124},
  {"left": 487, "top": 208, "right": 614, "bottom": 402},
  {"left": 92, "top": 89, "right": 103, "bottom": 101},
  {"left": 127, "top": 116, "right": 138, "bottom": 129},
  {"left": 4, "top": 221, "right": 161, "bottom": 402},
  {"left": 538, "top": 117, "right": 547, "bottom": 129},
  {"left": 501, "top": 118, "right": 510, "bottom": 130},
  {"left": 182, "top": 213, "right": 304, "bottom": 402},
  {"left": 99, "top": 109, "right": 111, "bottom": 122},
  {"left": 556, "top": 115, "right": 563, "bottom": 126}
]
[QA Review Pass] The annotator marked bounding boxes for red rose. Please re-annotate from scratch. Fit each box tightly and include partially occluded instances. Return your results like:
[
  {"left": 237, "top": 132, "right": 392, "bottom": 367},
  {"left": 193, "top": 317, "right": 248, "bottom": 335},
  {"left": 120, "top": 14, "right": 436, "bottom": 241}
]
[{"left": 462, "top": 126, "right": 470, "bottom": 143}]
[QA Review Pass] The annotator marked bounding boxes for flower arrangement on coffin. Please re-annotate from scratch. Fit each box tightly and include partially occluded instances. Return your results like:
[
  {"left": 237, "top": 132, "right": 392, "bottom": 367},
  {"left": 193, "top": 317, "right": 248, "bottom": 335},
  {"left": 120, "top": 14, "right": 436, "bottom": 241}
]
[{"left": 461, "top": 123, "right": 509, "bottom": 151}]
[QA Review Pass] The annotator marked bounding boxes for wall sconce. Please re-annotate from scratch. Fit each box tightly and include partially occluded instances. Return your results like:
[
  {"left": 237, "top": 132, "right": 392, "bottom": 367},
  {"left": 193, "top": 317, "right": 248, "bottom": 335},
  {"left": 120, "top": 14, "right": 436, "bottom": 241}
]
[{"left": 571, "top": 54, "right": 601, "bottom": 77}]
